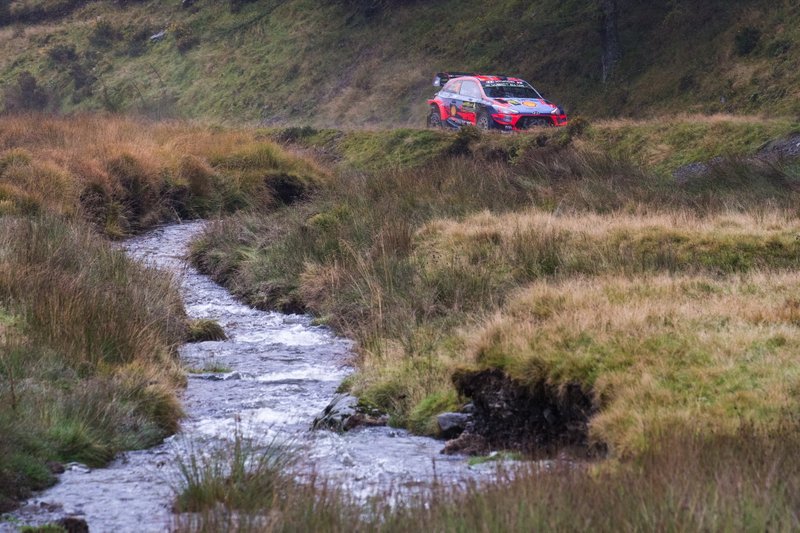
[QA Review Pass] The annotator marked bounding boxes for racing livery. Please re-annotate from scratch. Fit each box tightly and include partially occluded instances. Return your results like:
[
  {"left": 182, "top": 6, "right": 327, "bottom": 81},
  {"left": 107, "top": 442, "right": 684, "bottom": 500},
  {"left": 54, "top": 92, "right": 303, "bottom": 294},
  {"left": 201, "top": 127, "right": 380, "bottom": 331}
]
[{"left": 427, "top": 72, "right": 568, "bottom": 131}]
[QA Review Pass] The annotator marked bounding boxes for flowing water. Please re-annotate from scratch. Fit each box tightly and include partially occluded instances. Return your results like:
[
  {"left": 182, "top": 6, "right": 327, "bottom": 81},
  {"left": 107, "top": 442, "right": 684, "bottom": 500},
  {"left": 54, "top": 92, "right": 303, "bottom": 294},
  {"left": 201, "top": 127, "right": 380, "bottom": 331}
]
[{"left": 3, "top": 222, "right": 501, "bottom": 532}]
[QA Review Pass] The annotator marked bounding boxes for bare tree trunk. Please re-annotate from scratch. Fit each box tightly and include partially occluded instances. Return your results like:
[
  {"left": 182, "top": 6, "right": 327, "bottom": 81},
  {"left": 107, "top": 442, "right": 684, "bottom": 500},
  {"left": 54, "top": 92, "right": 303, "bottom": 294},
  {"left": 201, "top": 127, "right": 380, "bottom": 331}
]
[{"left": 599, "top": 0, "right": 621, "bottom": 83}]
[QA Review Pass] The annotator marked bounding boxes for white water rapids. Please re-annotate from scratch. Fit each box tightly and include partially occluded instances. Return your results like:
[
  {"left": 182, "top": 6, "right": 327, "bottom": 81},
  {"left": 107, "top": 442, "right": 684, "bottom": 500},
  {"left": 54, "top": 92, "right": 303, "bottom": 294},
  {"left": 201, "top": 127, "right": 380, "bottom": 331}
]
[{"left": 3, "top": 222, "right": 504, "bottom": 532}]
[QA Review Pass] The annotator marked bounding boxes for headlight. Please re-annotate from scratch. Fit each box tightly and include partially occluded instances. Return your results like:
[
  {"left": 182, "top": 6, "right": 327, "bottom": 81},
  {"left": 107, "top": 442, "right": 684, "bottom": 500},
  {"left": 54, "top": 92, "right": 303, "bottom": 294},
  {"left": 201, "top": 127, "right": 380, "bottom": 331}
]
[
  {"left": 551, "top": 106, "right": 564, "bottom": 115},
  {"left": 495, "top": 107, "right": 518, "bottom": 115}
]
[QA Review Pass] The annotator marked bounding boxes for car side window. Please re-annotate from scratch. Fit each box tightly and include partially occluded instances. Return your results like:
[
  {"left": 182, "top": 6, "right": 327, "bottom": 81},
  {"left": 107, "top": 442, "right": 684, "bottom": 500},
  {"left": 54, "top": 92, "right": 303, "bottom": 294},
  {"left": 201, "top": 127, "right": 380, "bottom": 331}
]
[
  {"left": 460, "top": 81, "right": 481, "bottom": 99},
  {"left": 443, "top": 81, "right": 461, "bottom": 95}
]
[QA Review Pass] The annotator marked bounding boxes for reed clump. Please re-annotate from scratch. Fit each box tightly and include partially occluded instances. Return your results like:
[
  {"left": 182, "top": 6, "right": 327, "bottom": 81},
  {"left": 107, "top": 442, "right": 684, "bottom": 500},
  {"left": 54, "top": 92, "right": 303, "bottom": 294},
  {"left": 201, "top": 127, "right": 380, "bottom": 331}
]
[{"left": 0, "top": 216, "right": 185, "bottom": 509}]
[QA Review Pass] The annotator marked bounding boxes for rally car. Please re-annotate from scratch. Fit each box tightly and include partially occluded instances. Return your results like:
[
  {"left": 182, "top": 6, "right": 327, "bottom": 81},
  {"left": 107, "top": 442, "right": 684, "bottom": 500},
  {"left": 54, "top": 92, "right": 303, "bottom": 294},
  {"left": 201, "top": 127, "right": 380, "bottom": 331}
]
[{"left": 427, "top": 72, "right": 568, "bottom": 131}]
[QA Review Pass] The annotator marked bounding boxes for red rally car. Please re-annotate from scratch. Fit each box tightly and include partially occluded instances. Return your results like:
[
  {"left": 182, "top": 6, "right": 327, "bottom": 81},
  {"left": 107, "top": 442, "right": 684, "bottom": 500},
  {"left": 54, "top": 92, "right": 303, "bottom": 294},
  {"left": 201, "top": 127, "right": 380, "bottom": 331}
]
[{"left": 427, "top": 72, "right": 568, "bottom": 131}]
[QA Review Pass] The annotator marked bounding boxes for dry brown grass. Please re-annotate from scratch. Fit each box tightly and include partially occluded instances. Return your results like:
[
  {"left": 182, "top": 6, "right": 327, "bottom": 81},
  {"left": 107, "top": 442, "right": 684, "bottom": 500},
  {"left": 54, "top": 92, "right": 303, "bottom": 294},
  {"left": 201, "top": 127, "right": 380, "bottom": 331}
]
[
  {"left": 344, "top": 208, "right": 800, "bottom": 443},
  {"left": 191, "top": 133, "right": 800, "bottom": 446},
  {"left": 0, "top": 114, "right": 326, "bottom": 235},
  {"left": 465, "top": 271, "right": 800, "bottom": 456}
]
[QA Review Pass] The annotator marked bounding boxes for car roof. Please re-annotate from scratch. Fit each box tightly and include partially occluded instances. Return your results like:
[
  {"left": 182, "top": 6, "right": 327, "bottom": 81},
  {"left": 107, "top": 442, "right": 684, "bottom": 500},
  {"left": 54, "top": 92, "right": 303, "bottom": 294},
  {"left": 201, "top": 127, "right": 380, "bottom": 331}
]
[{"left": 451, "top": 75, "right": 526, "bottom": 83}]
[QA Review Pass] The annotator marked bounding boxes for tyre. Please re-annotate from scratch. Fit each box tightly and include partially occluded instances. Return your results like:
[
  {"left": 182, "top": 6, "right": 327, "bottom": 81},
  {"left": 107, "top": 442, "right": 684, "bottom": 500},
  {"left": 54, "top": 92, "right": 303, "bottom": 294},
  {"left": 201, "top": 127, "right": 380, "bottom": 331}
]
[
  {"left": 476, "top": 110, "right": 492, "bottom": 130},
  {"left": 427, "top": 106, "right": 443, "bottom": 128}
]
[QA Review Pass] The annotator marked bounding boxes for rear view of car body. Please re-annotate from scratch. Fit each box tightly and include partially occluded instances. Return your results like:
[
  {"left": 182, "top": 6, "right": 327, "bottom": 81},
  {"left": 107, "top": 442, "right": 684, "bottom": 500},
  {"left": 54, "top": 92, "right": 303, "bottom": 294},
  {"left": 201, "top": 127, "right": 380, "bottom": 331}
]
[{"left": 427, "top": 73, "right": 568, "bottom": 131}]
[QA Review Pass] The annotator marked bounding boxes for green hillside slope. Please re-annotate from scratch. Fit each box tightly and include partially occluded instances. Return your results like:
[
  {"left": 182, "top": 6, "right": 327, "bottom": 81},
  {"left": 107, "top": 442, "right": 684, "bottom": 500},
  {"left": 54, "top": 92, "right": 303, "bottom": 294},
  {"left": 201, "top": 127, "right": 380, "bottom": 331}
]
[{"left": 1, "top": 0, "right": 798, "bottom": 125}]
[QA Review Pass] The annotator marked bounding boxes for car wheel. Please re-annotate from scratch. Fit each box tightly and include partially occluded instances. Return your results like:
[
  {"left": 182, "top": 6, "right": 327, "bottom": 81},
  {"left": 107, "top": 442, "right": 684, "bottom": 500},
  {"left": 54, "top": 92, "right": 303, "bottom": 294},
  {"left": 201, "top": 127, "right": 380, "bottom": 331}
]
[
  {"left": 427, "top": 107, "right": 443, "bottom": 128},
  {"left": 476, "top": 111, "right": 492, "bottom": 130}
]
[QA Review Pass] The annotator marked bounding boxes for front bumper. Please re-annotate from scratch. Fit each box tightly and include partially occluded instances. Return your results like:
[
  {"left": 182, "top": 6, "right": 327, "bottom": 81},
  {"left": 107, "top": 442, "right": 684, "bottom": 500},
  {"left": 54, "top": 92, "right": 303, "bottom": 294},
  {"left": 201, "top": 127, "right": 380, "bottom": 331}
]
[{"left": 491, "top": 113, "right": 569, "bottom": 130}]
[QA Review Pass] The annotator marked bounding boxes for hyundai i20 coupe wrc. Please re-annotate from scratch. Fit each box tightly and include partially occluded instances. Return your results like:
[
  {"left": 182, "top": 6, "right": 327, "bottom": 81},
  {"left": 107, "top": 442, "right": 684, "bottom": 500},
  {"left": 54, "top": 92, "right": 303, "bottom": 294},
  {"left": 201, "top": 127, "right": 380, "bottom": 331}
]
[{"left": 427, "top": 72, "right": 568, "bottom": 131}]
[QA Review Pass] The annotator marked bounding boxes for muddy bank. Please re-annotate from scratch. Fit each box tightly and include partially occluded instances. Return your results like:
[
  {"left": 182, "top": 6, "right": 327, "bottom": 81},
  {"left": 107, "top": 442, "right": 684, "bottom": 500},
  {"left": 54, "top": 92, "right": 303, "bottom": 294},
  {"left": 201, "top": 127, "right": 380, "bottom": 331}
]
[{"left": 444, "top": 369, "right": 603, "bottom": 457}]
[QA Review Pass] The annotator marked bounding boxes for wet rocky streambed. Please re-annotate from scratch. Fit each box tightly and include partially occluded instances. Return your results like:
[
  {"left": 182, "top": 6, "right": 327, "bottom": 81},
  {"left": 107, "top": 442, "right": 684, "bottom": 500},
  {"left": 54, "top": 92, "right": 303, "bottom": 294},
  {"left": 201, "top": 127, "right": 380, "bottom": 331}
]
[{"left": 2, "top": 222, "right": 514, "bottom": 532}]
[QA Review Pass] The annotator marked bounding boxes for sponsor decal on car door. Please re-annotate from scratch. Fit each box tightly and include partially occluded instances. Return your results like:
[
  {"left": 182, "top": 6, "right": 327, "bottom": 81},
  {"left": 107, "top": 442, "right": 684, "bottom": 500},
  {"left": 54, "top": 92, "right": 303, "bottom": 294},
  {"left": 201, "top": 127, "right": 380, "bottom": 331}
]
[
  {"left": 442, "top": 81, "right": 462, "bottom": 127},
  {"left": 458, "top": 81, "right": 482, "bottom": 125}
]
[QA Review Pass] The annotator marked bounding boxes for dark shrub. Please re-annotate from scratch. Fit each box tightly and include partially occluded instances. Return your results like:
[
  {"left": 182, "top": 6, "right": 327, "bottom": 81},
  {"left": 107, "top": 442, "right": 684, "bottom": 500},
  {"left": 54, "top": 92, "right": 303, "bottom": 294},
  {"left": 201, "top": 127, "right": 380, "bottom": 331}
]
[
  {"left": 447, "top": 126, "right": 480, "bottom": 156},
  {"left": 228, "top": 0, "right": 259, "bottom": 13},
  {"left": 266, "top": 173, "right": 309, "bottom": 205},
  {"left": 89, "top": 19, "right": 121, "bottom": 48},
  {"left": 734, "top": 26, "right": 760, "bottom": 56},
  {"left": 47, "top": 43, "right": 78, "bottom": 63},
  {"left": 766, "top": 38, "right": 792, "bottom": 57},
  {"left": 274, "top": 126, "right": 318, "bottom": 143},
  {"left": 3, "top": 72, "right": 50, "bottom": 113},
  {"left": 125, "top": 26, "right": 154, "bottom": 57},
  {"left": 172, "top": 22, "right": 199, "bottom": 53},
  {"left": 0, "top": 2, "right": 10, "bottom": 25}
]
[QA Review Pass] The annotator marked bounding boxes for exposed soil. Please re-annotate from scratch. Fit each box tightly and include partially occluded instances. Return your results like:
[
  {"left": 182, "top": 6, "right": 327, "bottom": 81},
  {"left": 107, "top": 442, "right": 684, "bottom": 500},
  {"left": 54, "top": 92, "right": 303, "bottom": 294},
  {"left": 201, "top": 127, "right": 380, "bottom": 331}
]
[{"left": 445, "top": 369, "right": 604, "bottom": 457}]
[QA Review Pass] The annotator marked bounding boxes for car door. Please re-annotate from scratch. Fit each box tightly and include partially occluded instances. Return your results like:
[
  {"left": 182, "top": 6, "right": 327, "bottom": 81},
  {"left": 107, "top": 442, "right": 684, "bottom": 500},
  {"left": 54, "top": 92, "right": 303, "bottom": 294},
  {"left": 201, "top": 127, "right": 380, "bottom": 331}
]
[
  {"left": 442, "top": 80, "right": 462, "bottom": 125},
  {"left": 458, "top": 80, "right": 482, "bottom": 125}
]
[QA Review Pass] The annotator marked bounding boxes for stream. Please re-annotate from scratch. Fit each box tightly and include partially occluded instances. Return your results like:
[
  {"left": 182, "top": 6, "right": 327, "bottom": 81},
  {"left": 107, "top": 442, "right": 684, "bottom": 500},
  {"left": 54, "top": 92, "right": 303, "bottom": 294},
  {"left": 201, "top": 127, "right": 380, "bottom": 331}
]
[{"left": 3, "top": 222, "right": 503, "bottom": 532}]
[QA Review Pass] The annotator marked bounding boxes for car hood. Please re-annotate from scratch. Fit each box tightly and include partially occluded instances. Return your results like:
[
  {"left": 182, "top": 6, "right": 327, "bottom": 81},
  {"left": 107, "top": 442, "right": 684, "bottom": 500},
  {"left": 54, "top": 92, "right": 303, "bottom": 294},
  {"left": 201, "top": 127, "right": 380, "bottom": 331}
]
[{"left": 491, "top": 98, "right": 561, "bottom": 114}]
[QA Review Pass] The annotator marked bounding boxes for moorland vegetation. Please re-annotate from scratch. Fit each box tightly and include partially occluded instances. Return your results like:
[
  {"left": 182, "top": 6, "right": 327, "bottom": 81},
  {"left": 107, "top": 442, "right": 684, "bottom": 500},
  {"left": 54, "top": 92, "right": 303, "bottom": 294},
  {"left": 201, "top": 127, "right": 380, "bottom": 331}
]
[
  {"left": 0, "top": 114, "right": 324, "bottom": 510},
  {"left": 1, "top": 0, "right": 800, "bottom": 528},
  {"left": 185, "top": 117, "right": 800, "bottom": 530}
]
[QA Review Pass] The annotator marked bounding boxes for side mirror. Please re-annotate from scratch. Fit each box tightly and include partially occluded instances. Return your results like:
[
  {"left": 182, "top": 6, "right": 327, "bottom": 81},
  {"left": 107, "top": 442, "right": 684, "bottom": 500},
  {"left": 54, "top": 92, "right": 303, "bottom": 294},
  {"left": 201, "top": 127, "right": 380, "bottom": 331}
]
[{"left": 433, "top": 76, "right": 442, "bottom": 87}]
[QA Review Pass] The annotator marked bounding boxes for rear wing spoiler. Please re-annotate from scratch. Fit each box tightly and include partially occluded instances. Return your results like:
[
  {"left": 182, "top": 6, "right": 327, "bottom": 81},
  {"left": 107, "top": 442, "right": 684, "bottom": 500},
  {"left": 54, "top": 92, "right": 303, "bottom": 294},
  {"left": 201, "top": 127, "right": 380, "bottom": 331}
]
[{"left": 433, "top": 72, "right": 475, "bottom": 87}]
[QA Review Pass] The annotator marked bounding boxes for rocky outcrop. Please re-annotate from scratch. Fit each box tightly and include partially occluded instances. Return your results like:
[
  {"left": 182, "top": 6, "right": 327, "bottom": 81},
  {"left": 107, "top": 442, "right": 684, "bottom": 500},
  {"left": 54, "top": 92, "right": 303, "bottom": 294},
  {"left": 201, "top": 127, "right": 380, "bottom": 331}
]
[{"left": 443, "top": 369, "right": 602, "bottom": 457}]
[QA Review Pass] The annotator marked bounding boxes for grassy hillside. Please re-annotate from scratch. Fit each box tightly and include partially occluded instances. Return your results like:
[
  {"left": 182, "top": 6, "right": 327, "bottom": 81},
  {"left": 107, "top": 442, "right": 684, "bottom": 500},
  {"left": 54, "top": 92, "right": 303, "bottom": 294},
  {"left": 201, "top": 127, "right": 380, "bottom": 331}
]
[{"left": 1, "top": 0, "right": 799, "bottom": 124}]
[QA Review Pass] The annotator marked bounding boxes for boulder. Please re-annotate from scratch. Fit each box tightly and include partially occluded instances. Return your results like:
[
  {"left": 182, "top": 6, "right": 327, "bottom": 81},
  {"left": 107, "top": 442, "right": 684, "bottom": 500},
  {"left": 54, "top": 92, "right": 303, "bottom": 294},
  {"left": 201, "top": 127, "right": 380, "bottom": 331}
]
[
  {"left": 437, "top": 412, "right": 470, "bottom": 439},
  {"left": 312, "top": 395, "right": 388, "bottom": 432},
  {"left": 58, "top": 516, "right": 89, "bottom": 533},
  {"left": 311, "top": 395, "right": 358, "bottom": 432}
]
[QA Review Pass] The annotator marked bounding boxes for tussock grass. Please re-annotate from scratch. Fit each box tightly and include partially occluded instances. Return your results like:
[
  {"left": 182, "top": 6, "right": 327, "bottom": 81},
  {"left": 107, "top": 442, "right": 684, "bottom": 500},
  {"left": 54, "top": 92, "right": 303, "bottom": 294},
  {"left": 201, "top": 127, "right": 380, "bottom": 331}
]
[
  {"left": 0, "top": 114, "right": 326, "bottom": 236},
  {"left": 386, "top": 425, "right": 800, "bottom": 532},
  {"left": 417, "top": 209, "right": 800, "bottom": 284},
  {"left": 584, "top": 115, "right": 799, "bottom": 172},
  {"left": 187, "top": 319, "right": 227, "bottom": 343},
  {"left": 0, "top": 216, "right": 187, "bottom": 368},
  {"left": 0, "top": 216, "right": 186, "bottom": 509},
  {"left": 172, "top": 429, "right": 369, "bottom": 532},
  {"left": 173, "top": 430, "right": 296, "bottom": 515},
  {"left": 468, "top": 272, "right": 800, "bottom": 456}
]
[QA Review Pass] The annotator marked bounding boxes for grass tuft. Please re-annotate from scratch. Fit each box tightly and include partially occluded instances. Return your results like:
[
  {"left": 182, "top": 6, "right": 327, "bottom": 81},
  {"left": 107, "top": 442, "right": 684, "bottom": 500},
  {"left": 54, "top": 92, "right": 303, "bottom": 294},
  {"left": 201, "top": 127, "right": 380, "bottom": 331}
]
[{"left": 187, "top": 319, "right": 227, "bottom": 343}]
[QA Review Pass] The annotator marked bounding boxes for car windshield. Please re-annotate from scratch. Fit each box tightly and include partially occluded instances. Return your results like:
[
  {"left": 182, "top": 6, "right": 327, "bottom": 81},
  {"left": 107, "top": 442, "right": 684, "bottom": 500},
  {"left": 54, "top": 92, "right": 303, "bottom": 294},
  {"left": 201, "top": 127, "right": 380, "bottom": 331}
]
[{"left": 482, "top": 81, "right": 542, "bottom": 99}]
